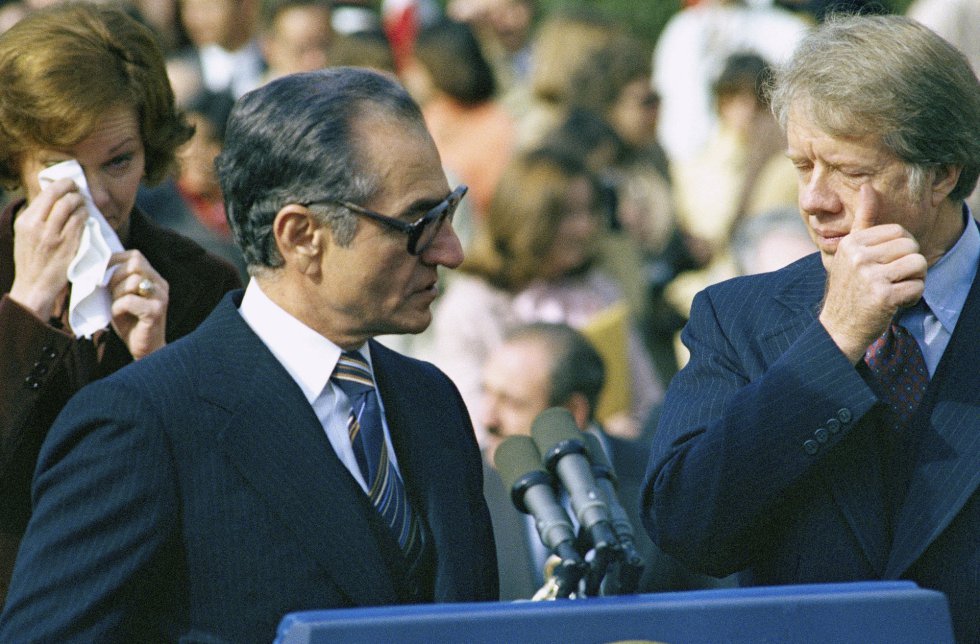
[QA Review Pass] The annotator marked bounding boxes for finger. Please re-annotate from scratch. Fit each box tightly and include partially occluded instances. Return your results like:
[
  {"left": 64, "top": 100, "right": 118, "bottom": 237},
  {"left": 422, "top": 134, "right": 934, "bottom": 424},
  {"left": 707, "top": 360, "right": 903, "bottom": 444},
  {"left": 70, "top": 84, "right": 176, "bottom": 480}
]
[
  {"left": 47, "top": 192, "right": 88, "bottom": 236},
  {"left": 851, "top": 183, "right": 880, "bottom": 232},
  {"left": 866, "top": 235, "right": 922, "bottom": 265},
  {"left": 108, "top": 250, "right": 162, "bottom": 282},
  {"left": 887, "top": 251, "right": 928, "bottom": 284},
  {"left": 110, "top": 272, "right": 146, "bottom": 300},
  {"left": 110, "top": 292, "right": 166, "bottom": 324},
  {"left": 890, "top": 277, "right": 926, "bottom": 310}
]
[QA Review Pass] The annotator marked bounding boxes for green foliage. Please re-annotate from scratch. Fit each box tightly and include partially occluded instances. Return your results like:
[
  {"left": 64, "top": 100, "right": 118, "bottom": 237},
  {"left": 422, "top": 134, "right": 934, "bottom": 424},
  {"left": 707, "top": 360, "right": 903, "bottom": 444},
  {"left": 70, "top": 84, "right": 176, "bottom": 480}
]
[{"left": 534, "top": 0, "right": 684, "bottom": 45}]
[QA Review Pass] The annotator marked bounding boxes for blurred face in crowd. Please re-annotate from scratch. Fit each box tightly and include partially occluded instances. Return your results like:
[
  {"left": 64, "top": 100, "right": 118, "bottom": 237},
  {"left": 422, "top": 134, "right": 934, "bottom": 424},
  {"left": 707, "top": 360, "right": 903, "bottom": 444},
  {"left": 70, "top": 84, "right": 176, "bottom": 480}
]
[
  {"left": 609, "top": 77, "right": 660, "bottom": 149},
  {"left": 481, "top": 337, "right": 552, "bottom": 458},
  {"left": 539, "top": 175, "right": 601, "bottom": 279},
  {"left": 18, "top": 104, "right": 145, "bottom": 243},
  {"left": 178, "top": 113, "right": 223, "bottom": 200},
  {"left": 181, "top": 0, "right": 257, "bottom": 51},
  {"left": 263, "top": 4, "right": 333, "bottom": 77}
]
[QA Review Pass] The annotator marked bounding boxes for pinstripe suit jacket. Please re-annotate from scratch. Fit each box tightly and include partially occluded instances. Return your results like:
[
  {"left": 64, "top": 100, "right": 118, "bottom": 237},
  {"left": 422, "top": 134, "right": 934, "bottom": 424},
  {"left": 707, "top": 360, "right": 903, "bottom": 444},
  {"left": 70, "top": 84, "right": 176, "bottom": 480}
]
[
  {"left": 641, "top": 250, "right": 980, "bottom": 643},
  {"left": 0, "top": 291, "right": 498, "bottom": 643}
]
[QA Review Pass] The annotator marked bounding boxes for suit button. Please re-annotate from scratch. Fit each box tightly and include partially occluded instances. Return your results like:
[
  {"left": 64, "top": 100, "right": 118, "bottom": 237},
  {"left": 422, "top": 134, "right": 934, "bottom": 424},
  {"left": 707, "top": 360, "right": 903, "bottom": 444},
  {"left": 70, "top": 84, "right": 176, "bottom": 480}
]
[
  {"left": 32, "top": 362, "right": 49, "bottom": 376},
  {"left": 814, "top": 427, "right": 829, "bottom": 443},
  {"left": 803, "top": 439, "right": 819, "bottom": 455},
  {"left": 41, "top": 345, "right": 57, "bottom": 360},
  {"left": 24, "top": 377, "right": 40, "bottom": 390},
  {"left": 826, "top": 418, "right": 842, "bottom": 434},
  {"left": 837, "top": 408, "right": 852, "bottom": 424}
]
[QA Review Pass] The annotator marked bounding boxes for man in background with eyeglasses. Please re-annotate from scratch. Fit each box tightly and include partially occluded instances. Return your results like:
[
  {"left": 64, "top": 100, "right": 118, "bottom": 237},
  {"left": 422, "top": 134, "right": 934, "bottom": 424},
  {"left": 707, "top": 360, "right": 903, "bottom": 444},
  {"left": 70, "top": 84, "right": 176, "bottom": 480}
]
[{"left": 0, "top": 67, "right": 498, "bottom": 643}]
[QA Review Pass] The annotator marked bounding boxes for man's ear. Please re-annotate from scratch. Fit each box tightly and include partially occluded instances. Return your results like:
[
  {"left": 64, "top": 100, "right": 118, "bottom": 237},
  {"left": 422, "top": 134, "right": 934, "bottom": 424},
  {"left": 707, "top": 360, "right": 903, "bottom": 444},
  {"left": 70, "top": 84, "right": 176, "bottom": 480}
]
[
  {"left": 929, "top": 165, "right": 962, "bottom": 207},
  {"left": 563, "top": 392, "right": 592, "bottom": 431},
  {"left": 272, "top": 205, "right": 326, "bottom": 275}
]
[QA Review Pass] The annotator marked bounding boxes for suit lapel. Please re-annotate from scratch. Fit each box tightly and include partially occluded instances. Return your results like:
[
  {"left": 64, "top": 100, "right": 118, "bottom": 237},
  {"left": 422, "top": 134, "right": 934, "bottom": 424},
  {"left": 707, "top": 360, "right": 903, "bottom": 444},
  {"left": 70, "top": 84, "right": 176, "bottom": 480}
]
[
  {"left": 767, "top": 257, "right": 891, "bottom": 573},
  {"left": 886, "top": 262, "right": 980, "bottom": 577},
  {"left": 371, "top": 341, "right": 485, "bottom": 600},
  {"left": 198, "top": 297, "right": 398, "bottom": 605}
]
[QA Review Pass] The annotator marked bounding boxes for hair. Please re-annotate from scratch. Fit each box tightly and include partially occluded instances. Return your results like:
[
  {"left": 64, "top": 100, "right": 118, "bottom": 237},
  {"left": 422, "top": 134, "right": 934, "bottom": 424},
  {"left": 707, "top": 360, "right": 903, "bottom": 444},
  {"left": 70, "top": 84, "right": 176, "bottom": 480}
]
[
  {"left": 413, "top": 19, "right": 496, "bottom": 105},
  {"left": 328, "top": 31, "right": 396, "bottom": 74},
  {"left": 713, "top": 52, "right": 772, "bottom": 108},
  {"left": 185, "top": 90, "right": 236, "bottom": 142},
  {"left": 569, "top": 33, "right": 652, "bottom": 117},
  {"left": 529, "top": 10, "right": 618, "bottom": 105},
  {"left": 214, "top": 66, "right": 427, "bottom": 271},
  {"left": 769, "top": 14, "right": 980, "bottom": 202},
  {"left": 260, "top": 0, "right": 333, "bottom": 29},
  {"left": 540, "top": 108, "right": 626, "bottom": 169},
  {"left": 505, "top": 322, "right": 606, "bottom": 415},
  {"left": 0, "top": 2, "right": 192, "bottom": 189},
  {"left": 462, "top": 147, "right": 601, "bottom": 291}
]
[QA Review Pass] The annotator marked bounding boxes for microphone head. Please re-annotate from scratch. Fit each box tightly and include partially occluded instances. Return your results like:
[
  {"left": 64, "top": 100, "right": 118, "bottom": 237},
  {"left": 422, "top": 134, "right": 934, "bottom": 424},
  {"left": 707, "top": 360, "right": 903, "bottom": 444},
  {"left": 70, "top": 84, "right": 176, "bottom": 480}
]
[
  {"left": 531, "top": 407, "right": 586, "bottom": 470},
  {"left": 494, "top": 435, "right": 546, "bottom": 492}
]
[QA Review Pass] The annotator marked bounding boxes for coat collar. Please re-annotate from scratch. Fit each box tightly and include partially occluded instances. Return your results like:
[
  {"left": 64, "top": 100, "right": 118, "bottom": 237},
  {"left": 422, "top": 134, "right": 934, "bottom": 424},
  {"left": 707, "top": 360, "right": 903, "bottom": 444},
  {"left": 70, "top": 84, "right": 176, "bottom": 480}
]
[{"left": 197, "top": 294, "right": 400, "bottom": 605}]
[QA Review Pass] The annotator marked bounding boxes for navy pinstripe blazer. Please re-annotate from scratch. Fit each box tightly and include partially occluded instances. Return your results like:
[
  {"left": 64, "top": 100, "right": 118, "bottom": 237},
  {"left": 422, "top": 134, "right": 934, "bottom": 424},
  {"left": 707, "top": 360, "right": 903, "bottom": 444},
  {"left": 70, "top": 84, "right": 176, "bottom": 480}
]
[
  {"left": 642, "top": 249, "right": 980, "bottom": 643},
  {"left": 0, "top": 291, "right": 498, "bottom": 643}
]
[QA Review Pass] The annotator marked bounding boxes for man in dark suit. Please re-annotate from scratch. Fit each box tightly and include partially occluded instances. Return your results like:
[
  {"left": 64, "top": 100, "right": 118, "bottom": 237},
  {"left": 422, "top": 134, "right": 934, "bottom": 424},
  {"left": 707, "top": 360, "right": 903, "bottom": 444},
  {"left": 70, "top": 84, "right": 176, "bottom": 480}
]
[
  {"left": 481, "top": 322, "right": 721, "bottom": 600},
  {"left": 0, "top": 67, "right": 498, "bottom": 642},
  {"left": 641, "top": 15, "right": 980, "bottom": 643}
]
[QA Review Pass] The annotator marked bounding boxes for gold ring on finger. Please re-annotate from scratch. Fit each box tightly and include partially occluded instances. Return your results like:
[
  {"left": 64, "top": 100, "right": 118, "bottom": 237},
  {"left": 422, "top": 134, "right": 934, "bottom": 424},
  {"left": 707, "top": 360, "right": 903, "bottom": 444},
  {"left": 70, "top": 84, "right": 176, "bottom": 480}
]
[{"left": 137, "top": 277, "right": 155, "bottom": 298}]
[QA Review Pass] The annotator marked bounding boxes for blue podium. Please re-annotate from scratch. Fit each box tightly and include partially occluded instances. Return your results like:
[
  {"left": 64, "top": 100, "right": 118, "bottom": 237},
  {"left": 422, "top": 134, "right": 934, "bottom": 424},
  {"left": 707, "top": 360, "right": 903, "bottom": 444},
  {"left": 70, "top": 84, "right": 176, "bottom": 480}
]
[{"left": 275, "top": 581, "right": 954, "bottom": 643}]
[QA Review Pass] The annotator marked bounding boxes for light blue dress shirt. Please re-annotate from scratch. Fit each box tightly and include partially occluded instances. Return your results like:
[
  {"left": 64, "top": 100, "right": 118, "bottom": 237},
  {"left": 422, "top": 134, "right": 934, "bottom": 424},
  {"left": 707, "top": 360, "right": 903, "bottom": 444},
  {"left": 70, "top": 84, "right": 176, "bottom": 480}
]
[{"left": 896, "top": 206, "right": 979, "bottom": 376}]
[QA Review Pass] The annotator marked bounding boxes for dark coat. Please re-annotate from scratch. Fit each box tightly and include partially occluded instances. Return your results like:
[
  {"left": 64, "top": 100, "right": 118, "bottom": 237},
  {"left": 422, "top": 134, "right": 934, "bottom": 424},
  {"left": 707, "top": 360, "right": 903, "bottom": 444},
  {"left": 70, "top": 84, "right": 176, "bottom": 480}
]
[
  {"left": 642, "top": 242, "right": 980, "bottom": 643},
  {"left": 0, "top": 200, "right": 241, "bottom": 602},
  {"left": 0, "top": 292, "right": 498, "bottom": 642}
]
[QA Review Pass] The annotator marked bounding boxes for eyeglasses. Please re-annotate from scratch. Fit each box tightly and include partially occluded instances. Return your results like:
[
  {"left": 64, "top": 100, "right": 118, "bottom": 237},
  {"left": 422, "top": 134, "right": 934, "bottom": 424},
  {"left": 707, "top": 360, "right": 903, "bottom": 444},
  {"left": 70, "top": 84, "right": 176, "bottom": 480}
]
[{"left": 304, "top": 185, "right": 467, "bottom": 256}]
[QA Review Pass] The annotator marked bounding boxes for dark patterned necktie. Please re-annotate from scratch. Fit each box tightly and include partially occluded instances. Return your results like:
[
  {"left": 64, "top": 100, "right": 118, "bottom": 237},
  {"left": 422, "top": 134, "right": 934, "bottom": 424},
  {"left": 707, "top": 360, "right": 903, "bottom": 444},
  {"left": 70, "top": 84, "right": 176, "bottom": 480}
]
[
  {"left": 332, "top": 351, "right": 424, "bottom": 562},
  {"left": 863, "top": 321, "right": 929, "bottom": 431},
  {"left": 863, "top": 318, "right": 929, "bottom": 526}
]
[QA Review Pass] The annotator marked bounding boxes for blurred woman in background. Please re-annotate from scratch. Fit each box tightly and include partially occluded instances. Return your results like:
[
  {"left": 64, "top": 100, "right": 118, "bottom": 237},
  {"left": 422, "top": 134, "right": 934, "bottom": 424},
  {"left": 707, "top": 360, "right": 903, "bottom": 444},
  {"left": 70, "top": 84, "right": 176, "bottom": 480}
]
[{"left": 428, "top": 148, "right": 664, "bottom": 447}]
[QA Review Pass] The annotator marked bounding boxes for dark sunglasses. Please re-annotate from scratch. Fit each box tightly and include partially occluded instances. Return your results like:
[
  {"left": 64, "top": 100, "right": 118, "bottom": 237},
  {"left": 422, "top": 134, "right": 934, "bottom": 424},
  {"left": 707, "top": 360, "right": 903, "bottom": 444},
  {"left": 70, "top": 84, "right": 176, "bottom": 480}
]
[{"left": 303, "top": 185, "right": 468, "bottom": 256}]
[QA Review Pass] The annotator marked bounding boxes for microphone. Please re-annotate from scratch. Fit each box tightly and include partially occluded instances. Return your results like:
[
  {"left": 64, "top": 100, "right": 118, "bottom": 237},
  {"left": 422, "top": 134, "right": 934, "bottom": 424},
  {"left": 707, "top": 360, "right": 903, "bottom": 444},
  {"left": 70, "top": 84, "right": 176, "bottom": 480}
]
[
  {"left": 580, "top": 432, "right": 645, "bottom": 595},
  {"left": 530, "top": 408, "right": 619, "bottom": 594},
  {"left": 494, "top": 435, "right": 587, "bottom": 598}
]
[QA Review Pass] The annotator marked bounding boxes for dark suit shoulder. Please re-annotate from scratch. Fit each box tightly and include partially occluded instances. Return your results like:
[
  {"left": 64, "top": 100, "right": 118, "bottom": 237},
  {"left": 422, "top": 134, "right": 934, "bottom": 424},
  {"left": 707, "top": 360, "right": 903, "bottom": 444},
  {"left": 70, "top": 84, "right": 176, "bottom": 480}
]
[
  {"left": 369, "top": 340, "right": 457, "bottom": 390},
  {"left": 696, "top": 252, "right": 825, "bottom": 333}
]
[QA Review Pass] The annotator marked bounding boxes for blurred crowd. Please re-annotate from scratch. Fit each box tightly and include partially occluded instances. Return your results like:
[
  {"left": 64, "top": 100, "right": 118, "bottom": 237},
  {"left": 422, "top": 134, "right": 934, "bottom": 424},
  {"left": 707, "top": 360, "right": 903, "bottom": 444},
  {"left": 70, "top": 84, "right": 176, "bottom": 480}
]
[{"left": 0, "top": 0, "right": 976, "bottom": 596}]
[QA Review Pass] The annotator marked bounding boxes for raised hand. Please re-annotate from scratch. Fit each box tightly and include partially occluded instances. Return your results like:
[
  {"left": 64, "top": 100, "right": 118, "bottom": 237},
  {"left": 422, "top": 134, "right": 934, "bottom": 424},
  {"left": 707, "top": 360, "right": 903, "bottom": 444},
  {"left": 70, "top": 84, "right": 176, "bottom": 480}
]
[
  {"left": 8, "top": 178, "right": 87, "bottom": 320},
  {"left": 107, "top": 250, "right": 169, "bottom": 360},
  {"left": 818, "top": 184, "right": 927, "bottom": 363}
]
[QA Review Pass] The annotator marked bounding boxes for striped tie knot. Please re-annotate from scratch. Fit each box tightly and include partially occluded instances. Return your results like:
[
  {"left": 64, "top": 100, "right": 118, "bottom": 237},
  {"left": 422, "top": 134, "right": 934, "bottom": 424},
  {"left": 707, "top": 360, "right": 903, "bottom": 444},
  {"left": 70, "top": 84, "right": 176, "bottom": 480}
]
[{"left": 332, "top": 351, "right": 375, "bottom": 398}]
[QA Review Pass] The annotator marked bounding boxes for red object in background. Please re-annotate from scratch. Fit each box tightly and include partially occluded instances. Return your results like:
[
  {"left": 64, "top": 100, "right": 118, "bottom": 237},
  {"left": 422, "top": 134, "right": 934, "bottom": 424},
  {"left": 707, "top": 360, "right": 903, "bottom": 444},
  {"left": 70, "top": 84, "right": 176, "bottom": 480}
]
[{"left": 382, "top": 0, "right": 420, "bottom": 72}]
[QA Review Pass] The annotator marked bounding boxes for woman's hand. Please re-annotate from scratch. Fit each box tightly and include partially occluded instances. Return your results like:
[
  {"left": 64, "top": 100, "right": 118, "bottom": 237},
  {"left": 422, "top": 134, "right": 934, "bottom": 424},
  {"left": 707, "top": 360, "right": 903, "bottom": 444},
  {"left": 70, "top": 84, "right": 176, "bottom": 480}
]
[
  {"left": 107, "top": 250, "right": 169, "bottom": 360},
  {"left": 8, "top": 178, "right": 87, "bottom": 319}
]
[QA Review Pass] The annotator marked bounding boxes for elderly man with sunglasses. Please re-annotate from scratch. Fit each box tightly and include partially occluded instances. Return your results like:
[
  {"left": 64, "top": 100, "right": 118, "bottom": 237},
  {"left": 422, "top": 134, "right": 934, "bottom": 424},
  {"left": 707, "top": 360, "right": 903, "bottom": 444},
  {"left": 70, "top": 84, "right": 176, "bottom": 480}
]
[{"left": 0, "top": 68, "right": 498, "bottom": 643}]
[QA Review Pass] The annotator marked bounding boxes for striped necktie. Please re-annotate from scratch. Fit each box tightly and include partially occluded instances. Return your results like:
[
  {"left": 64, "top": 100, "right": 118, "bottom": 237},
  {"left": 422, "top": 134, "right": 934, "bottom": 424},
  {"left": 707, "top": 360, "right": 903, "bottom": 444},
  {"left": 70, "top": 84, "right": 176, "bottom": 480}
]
[{"left": 332, "top": 351, "right": 424, "bottom": 561}]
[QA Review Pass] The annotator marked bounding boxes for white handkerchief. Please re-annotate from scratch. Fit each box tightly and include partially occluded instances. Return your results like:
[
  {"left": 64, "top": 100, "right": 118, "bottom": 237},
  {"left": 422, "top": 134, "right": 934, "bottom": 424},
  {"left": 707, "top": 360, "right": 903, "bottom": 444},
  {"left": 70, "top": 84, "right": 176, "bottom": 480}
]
[{"left": 37, "top": 160, "right": 124, "bottom": 338}]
